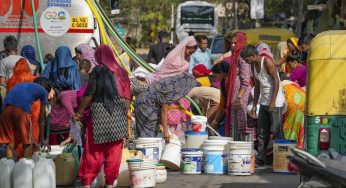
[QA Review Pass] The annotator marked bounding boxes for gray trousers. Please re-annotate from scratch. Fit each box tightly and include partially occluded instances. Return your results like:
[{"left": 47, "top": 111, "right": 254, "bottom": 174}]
[{"left": 256, "top": 105, "right": 284, "bottom": 162}]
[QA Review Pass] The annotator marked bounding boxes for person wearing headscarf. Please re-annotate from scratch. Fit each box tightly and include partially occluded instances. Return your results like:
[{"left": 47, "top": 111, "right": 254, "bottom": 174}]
[
  {"left": 276, "top": 37, "right": 301, "bottom": 73},
  {"left": 75, "top": 43, "right": 98, "bottom": 69},
  {"left": 151, "top": 36, "right": 197, "bottom": 81},
  {"left": 6, "top": 58, "right": 39, "bottom": 159},
  {"left": 192, "top": 64, "right": 212, "bottom": 87},
  {"left": 287, "top": 37, "right": 300, "bottom": 55},
  {"left": 223, "top": 32, "right": 253, "bottom": 140},
  {"left": 41, "top": 46, "right": 81, "bottom": 90},
  {"left": 135, "top": 73, "right": 198, "bottom": 140},
  {"left": 73, "top": 44, "right": 131, "bottom": 187},
  {"left": 256, "top": 42, "right": 274, "bottom": 61},
  {"left": 21, "top": 45, "right": 41, "bottom": 75},
  {"left": 0, "top": 36, "right": 35, "bottom": 85}
]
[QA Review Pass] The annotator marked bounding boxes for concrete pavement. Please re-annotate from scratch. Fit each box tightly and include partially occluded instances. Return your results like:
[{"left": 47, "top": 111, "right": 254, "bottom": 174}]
[{"left": 156, "top": 168, "right": 300, "bottom": 188}]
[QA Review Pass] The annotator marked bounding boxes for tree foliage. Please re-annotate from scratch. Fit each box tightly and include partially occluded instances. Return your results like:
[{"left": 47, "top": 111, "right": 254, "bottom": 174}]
[
  {"left": 100, "top": 0, "right": 222, "bottom": 46},
  {"left": 99, "top": 0, "right": 322, "bottom": 46}
]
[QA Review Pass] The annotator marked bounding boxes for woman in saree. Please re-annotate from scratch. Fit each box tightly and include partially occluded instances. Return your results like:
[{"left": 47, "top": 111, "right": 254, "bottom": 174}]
[
  {"left": 150, "top": 36, "right": 197, "bottom": 82},
  {"left": 135, "top": 73, "right": 198, "bottom": 141},
  {"left": 277, "top": 37, "right": 301, "bottom": 73},
  {"left": 279, "top": 72, "right": 305, "bottom": 149}
]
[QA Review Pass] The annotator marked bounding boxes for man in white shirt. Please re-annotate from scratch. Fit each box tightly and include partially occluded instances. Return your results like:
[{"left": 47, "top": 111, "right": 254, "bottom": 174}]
[
  {"left": 189, "top": 35, "right": 212, "bottom": 74},
  {"left": 241, "top": 45, "right": 286, "bottom": 166}
]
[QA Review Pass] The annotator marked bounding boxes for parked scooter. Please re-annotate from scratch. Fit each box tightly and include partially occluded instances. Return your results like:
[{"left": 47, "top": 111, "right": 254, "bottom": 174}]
[{"left": 289, "top": 148, "right": 346, "bottom": 188}]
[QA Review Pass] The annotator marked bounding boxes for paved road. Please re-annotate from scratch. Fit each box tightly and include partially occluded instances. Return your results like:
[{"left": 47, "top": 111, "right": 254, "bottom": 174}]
[{"left": 156, "top": 168, "right": 300, "bottom": 188}]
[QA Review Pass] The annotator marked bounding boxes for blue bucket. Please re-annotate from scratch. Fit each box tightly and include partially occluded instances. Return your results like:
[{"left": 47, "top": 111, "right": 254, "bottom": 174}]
[{"left": 204, "top": 152, "right": 227, "bottom": 174}]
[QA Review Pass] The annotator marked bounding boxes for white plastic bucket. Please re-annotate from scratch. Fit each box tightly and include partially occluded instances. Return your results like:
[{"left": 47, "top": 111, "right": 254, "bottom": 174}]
[
  {"left": 191, "top": 116, "right": 207, "bottom": 132},
  {"left": 185, "top": 131, "right": 208, "bottom": 149},
  {"left": 160, "top": 139, "right": 181, "bottom": 170},
  {"left": 203, "top": 140, "right": 229, "bottom": 174},
  {"left": 181, "top": 149, "right": 203, "bottom": 174},
  {"left": 228, "top": 141, "right": 252, "bottom": 175},
  {"left": 155, "top": 164, "right": 167, "bottom": 184},
  {"left": 127, "top": 159, "right": 157, "bottom": 188},
  {"left": 137, "top": 137, "right": 165, "bottom": 159},
  {"left": 0, "top": 158, "right": 15, "bottom": 188},
  {"left": 209, "top": 136, "right": 234, "bottom": 141},
  {"left": 135, "top": 138, "right": 161, "bottom": 162}
]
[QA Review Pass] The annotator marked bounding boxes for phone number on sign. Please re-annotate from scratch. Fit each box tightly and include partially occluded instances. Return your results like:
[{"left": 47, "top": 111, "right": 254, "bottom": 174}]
[{"left": 47, "top": 0, "right": 72, "bottom": 7}]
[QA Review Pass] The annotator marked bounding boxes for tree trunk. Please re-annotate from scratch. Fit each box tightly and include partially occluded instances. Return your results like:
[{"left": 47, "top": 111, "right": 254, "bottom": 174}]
[{"left": 296, "top": 0, "right": 304, "bottom": 37}]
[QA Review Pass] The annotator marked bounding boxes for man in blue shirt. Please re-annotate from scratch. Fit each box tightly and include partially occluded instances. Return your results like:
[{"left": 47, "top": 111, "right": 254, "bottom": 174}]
[
  {"left": 189, "top": 35, "right": 212, "bottom": 74},
  {"left": 0, "top": 78, "right": 54, "bottom": 159}
]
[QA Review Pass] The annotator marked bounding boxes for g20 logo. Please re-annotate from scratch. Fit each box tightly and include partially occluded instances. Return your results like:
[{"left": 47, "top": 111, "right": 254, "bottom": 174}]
[
  {"left": 44, "top": 11, "right": 66, "bottom": 20},
  {"left": 0, "top": 0, "right": 39, "bottom": 17}
]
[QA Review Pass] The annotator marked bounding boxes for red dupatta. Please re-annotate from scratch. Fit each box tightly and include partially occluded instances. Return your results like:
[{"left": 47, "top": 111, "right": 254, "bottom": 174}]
[{"left": 224, "top": 32, "right": 247, "bottom": 137}]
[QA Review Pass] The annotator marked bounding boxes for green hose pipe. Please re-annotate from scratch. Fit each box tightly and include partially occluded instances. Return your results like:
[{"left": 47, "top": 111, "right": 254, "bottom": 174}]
[
  {"left": 92, "top": 0, "right": 153, "bottom": 70},
  {"left": 184, "top": 96, "right": 202, "bottom": 115},
  {"left": 31, "top": 0, "right": 44, "bottom": 71},
  {"left": 92, "top": 0, "right": 202, "bottom": 115},
  {"left": 92, "top": 0, "right": 155, "bottom": 72}
]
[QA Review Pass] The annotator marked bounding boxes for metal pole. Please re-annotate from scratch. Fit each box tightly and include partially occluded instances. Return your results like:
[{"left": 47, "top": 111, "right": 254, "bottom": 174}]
[
  {"left": 171, "top": 3, "right": 174, "bottom": 44},
  {"left": 233, "top": 0, "right": 238, "bottom": 30},
  {"left": 223, "top": 0, "right": 227, "bottom": 34}
]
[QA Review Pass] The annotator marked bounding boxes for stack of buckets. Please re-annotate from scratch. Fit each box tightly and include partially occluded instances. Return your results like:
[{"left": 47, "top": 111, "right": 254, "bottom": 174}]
[
  {"left": 129, "top": 137, "right": 177, "bottom": 187},
  {"left": 126, "top": 159, "right": 157, "bottom": 188},
  {"left": 182, "top": 115, "right": 254, "bottom": 175}
]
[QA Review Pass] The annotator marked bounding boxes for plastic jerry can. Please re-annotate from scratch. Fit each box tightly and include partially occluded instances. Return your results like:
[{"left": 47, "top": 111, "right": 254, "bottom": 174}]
[
  {"left": 33, "top": 157, "right": 56, "bottom": 188},
  {"left": 54, "top": 153, "right": 77, "bottom": 186},
  {"left": 13, "top": 158, "right": 35, "bottom": 188},
  {"left": 0, "top": 158, "right": 15, "bottom": 188}
]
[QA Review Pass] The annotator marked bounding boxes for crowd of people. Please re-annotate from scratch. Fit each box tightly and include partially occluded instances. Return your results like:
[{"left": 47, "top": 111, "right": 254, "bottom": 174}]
[
  {"left": 0, "top": 30, "right": 313, "bottom": 187},
  {"left": 145, "top": 30, "right": 312, "bottom": 166}
]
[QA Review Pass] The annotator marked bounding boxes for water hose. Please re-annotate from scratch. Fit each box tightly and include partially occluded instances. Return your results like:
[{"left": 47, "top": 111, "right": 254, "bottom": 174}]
[
  {"left": 89, "top": 0, "right": 132, "bottom": 75},
  {"left": 86, "top": 0, "right": 107, "bottom": 44},
  {"left": 105, "top": 31, "right": 133, "bottom": 75},
  {"left": 90, "top": 1, "right": 203, "bottom": 115},
  {"left": 31, "top": 0, "right": 44, "bottom": 71},
  {"left": 91, "top": 0, "right": 155, "bottom": 72},
  {"left": 184, "top": 96, "right": 202, "bottom": 115},
  {"left": 92, "top": 0, "right": 151, "bottom": 68}
]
